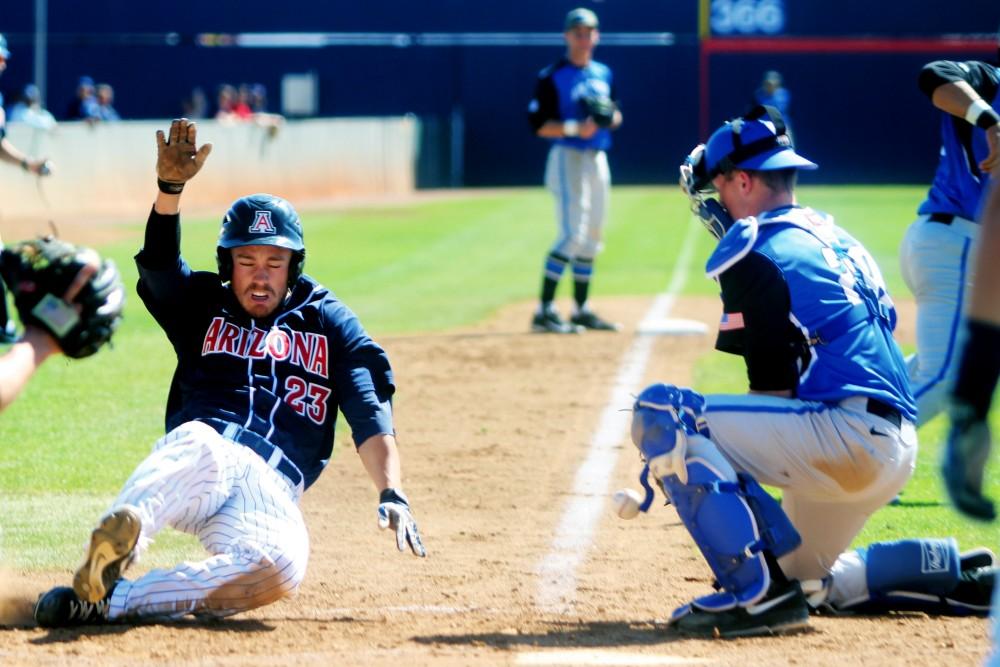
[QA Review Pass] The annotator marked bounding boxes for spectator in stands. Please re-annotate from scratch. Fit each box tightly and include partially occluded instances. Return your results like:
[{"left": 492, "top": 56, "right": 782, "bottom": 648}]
[
  {"left": 182, "top": 86, "right": 208, "bottom": 119},
  {"left": 249, "top": 84, "right": 269, "bottom": 112},
  {"left": 66, "top": 76, "right": 100, "bottom": 121},
  {"left": 7, "top": 83, "right": 57, "bottom": 131},
  {"left": 215, "top": 84, "right": 241, "bottom": 124},
  {"left": 95, "top": 83, "right": 121, "bottom": 121},
  {"left": 233, "top": 84, "right": 254, "bottom": 119},
  {"left": 247, "top": 83, "right": 284, "bottom": 137}
]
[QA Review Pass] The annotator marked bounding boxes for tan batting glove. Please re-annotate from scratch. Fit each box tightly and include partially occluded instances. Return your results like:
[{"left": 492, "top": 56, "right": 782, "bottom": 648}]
[{"left": 155, "top": 118, "right": 212, "bottom": 192}]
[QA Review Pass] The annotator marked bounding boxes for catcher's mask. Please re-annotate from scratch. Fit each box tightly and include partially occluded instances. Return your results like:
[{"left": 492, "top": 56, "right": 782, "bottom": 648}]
[
  {"left": 217, "top": 193, "right": 305, "bottom": 287},
  {"left": 679, "top": 105, "right": 817, "bottom": 240}
]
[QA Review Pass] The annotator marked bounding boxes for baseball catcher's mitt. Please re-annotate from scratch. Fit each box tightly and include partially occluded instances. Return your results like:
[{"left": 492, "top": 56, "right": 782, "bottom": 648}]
[
  {"left": 0, "top": 237, "right": 124, "bottom": 358},
  {"left": 580, "top": 95, "right": 617, "bottom": 128}
]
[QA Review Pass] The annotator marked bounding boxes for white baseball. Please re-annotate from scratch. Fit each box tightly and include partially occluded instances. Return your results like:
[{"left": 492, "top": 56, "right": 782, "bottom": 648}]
[{"left": 612, "top": 488, "right": 642, "bottom": 520}]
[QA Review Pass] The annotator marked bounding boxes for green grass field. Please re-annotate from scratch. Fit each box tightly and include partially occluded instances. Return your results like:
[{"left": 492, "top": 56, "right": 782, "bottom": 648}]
[{"left": 1, "top": 185, "right": 996, "bottom": 570}]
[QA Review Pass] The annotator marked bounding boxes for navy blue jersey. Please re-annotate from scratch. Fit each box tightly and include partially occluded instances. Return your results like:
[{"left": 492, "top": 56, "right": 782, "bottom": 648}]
[
  {"left": 707, "top": 206, "right": 917, "bottom": 422},
  {"left": 528, "top": 57, "right": 616, "bottom": 151},
  {"left": 917, "top": 60, "right": 1000, "bottom": 220},
  {"left": 136, "top": 209, "right": 395, "bottom": 489}
]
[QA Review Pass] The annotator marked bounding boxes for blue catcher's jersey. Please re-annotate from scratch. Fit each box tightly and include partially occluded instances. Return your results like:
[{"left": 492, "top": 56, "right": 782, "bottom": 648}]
[
  {"left": 136, "top": 210, "right": 395, "bottom": 490},
  {"left": 528, "top": 57, "right": 615, "bottom": 151},
  {"left": 917, "top": 61, "right": 1000, "bottom": 220},
  {"left": 707, "top": 206, "right": 917, "bottom": 422}
]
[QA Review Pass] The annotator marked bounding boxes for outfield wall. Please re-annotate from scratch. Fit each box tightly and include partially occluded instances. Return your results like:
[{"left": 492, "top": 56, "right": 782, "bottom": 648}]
[
  {"left": 0, "top": 117, "right": 417, "bottom": 223},
  {"left": 1, "top": 2, "right": 997, "bottom": 185}
]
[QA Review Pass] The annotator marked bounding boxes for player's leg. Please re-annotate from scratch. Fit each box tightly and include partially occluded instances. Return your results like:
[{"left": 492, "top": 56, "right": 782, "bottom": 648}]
[
  {"left": 71, "top": 420, "right": 234, "bottom": 603},
  {"left": 819, "top": 538, "right": 996, "bottom": 616},
  {"left": 34, "top": 421, "right": 247, "bottom": 626},
  {"left": 534, "top": 145, "right": 581, "bottom": 333},
  {"left": 899, "top": 215, "right": 976, "bottom": 426},
  {"left": 703, "top": 394, "right": 916, "bottom": 580},
  {"left": 570, "top": 150, "right": 619, "bottom": 331},
  {"left": 630, "top": 384, "right": 808, "bottom": 637},
  {"left": 95, "top": 447, "right": 306, "bottom": 622}
]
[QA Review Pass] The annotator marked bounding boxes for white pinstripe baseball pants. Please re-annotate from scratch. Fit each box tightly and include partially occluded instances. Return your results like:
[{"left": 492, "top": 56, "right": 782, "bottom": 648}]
[{"left": 102, "top": 420, "right": 309, "bottom": 621}]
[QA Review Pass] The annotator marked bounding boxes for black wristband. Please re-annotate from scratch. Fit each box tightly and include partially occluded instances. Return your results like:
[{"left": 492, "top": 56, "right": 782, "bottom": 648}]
[
  {"left": 20, "top": 158, "right": 29, "bottom": 171},
  {"left": 157, "top": 178, "right": 185, "bottom": 195},
  {"left": 977, "top": 108, "right": 1000, "bottom": 130},
  {"left": 379, "top": 487, "right": 409, "bottom": 507}
]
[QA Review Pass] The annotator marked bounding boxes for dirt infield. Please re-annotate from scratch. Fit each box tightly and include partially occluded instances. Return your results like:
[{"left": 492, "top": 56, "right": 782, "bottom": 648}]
[{"left": 0, "top": 295, "right": 992, "bottom": 666}]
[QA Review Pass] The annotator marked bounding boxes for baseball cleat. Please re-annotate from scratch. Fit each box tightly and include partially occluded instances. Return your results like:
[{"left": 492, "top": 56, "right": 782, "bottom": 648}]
[
  {"left": 531, "top": 308, "right": 582, "bottom": 334},
  {"left": 73, "top": 507, "right": 141, "bottom": 604},
  {"left": 670, "top": 580, "right": 810, "bottom": 639},
  {"left": 570, "top": 309, "right": 621, "bottom": 331},
  {"left": 34, "top": 586, "right": 112, "bottom": 627}
]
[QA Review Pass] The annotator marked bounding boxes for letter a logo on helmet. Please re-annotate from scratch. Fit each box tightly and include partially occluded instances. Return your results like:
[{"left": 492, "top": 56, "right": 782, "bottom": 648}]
[
  {"left": 249, "top": 210, "right": 276, "bottom": 234},
  {"left": 217, "top": 193, "right": 307, "bottom": 286}
]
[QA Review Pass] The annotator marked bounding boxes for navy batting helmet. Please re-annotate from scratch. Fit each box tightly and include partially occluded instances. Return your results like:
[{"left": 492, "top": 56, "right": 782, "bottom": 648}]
[
  {"left": 704, "top": 105, "right": 816, "bottom": 180},
  {"left": 216, "top": 193, "right": 305, "bottom": 286}
]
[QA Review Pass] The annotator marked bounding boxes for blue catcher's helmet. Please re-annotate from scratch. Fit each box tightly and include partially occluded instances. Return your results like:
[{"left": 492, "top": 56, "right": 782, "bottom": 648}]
[
  {"left": 0, "top": 33, "right": 10, "bottom": 60},
  {"left": 216, "top": 193, "right": 305, "bottom": 286},
  {"left": 680, "top": 106, "right": 816, "bottom": 240},
  {"left": 704, "top": 105, "right": 817, "bottom": 179}
]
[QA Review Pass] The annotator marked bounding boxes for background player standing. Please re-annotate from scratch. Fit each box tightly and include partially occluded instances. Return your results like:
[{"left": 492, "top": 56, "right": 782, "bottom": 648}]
[
  {"left": 622, "top": 106, "right": 995, "bottom": 638},
  {"left": 527, "top": 8, "right": 622, "bottom": 333},
  {"left": 751, "top": 70, "right": 792, "bottom": 142},
  {"left": 900, "top": 54, "right": 1000, "bottom": 426},
  {"left": 0, "top": 34, "right": 52, "bottom": 176},
  {"left": 34, "top": 118, "right": 426, "bottom": 627}
]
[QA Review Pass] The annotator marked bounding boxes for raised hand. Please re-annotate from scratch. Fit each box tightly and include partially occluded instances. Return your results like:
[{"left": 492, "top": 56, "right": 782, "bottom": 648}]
[{"left": 156, "top": 118, "right": 212, "bottom": 188}]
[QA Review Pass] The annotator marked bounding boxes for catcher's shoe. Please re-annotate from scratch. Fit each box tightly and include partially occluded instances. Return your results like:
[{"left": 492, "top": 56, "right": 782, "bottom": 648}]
[
  {"left": 571, "top": 308, "right": 622, "bottom": 332},
  {"left": 73, "top": 507, "right": 141, "bottom": 604},
  {"left": 532, "top": 307, "right": 581, "bottom": 334},
  {"left": 34, "top": 586, "right": 113, "bottom": 628},
  {"left": 946, "top": 560, "right": 997, "bottom": 615},
  {"left": 670, "top": 579, "right": 810, "bottom": 639}
]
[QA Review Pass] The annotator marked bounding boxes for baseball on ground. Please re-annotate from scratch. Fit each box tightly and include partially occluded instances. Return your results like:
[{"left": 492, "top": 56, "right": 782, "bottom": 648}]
[{"left": 612, "top": 488, "right": 642, "bottom": 519}]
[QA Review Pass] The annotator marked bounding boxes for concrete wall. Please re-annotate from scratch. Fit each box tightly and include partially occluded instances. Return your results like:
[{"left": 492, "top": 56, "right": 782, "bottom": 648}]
[{"left": 0, "top": 117, "right": 417, "bottom": 224}]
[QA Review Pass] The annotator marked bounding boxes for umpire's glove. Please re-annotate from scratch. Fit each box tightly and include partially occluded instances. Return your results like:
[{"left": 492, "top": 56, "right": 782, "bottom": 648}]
[{"left": 377, "top": 488, "right": 427, "bottom": 557}]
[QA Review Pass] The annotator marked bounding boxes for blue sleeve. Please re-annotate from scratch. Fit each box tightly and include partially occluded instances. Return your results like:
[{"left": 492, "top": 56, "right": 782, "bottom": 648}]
[{"left": 326, "top": 303, "right": 396, "bottom": 445}]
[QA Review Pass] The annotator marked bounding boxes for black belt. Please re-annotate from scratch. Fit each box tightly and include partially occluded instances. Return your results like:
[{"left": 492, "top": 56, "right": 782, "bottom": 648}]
[
  {"left": 928, "top": 213, "right": 954, "bottom": 224},
  {"left": 866, "top": 398, "right": 902, "bottom": 429},
  {"left": 199, "top": 418, "right": 304, "bottom": 490}
]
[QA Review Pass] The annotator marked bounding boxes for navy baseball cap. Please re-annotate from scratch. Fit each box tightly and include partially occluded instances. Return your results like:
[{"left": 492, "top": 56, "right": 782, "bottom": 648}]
[
  {"left": 565, "top": 8, "right": 599, "bottom": 31},
  {"left": 705, "top": 106, "right": 817, "bottom": 176}
]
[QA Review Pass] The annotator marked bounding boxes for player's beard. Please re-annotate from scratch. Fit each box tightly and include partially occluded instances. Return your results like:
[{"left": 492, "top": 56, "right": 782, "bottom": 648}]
[{"left": 238, "top": 284, "right": 281, "bottom": 319}]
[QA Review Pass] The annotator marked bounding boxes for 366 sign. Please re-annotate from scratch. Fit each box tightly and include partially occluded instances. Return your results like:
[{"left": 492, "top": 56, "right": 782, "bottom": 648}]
[{"left": 711, "top": 0, "right": 785, "bottom": 35}]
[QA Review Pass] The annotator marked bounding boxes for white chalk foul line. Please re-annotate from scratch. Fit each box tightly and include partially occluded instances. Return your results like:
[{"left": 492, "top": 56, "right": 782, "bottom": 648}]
[
  {"left": 517, "top": 650, "right": 708, "bottom": 666},
  {"left": 534, "top": 218, "right": 701, "bottom": 614}
]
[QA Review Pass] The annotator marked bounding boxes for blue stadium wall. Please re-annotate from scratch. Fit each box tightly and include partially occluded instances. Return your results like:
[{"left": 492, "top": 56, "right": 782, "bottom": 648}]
[{"left": 1, "top": 1, "right": 997, "bottom": 186}]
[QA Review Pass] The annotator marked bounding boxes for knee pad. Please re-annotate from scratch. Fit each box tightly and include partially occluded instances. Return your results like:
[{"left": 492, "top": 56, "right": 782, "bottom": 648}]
[{"left": 662, "top": 458, "right": 802, "bottom": 610}]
